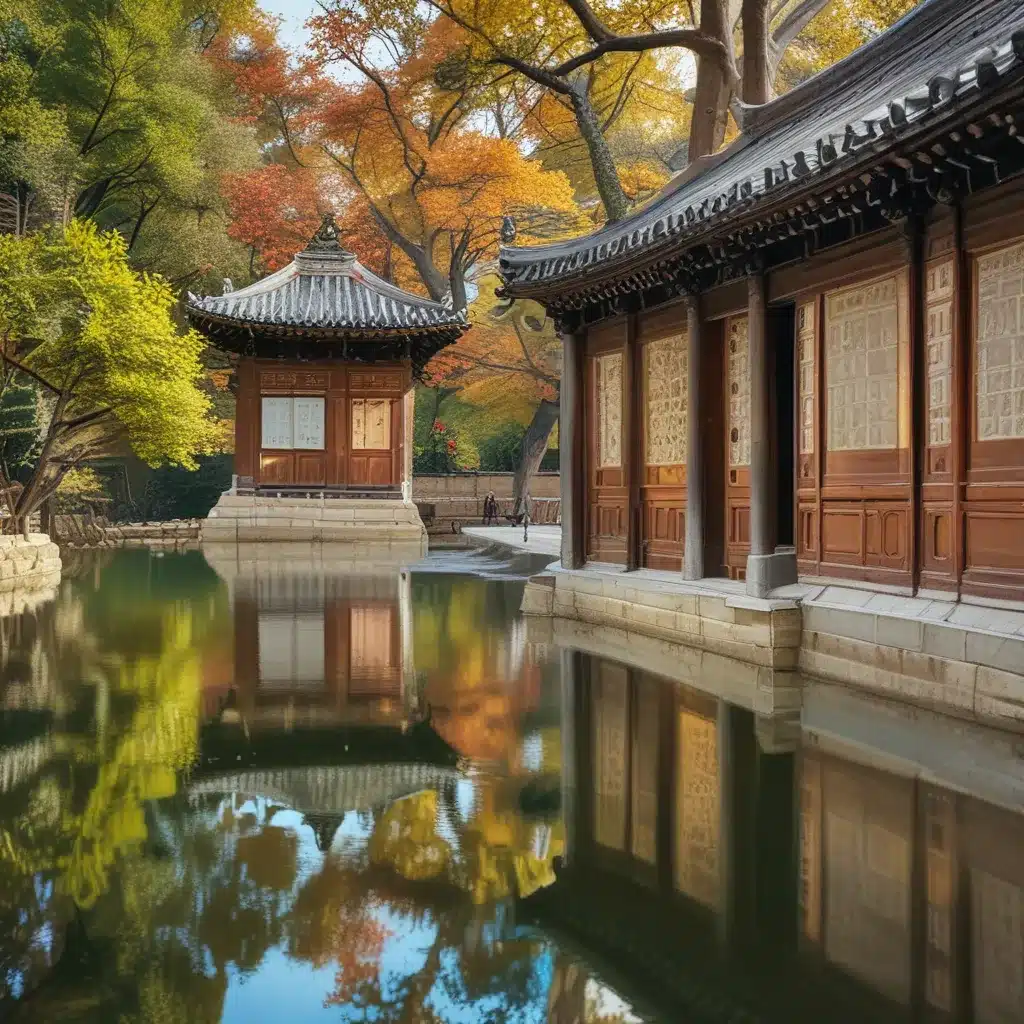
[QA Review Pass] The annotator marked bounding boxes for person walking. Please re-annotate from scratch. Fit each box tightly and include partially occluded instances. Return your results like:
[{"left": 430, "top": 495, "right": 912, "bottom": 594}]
[{"left": 483, "top": 491, "right": 498, "bottom": 525}]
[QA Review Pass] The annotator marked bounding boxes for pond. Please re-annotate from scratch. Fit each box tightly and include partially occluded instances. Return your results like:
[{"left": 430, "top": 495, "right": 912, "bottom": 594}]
[{"left": 1, "top": 546, "right": 1023, "bottom": 1023}]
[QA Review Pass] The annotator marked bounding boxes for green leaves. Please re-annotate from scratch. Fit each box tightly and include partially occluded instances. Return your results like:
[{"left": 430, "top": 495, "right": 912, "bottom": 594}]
[{"left": 0, "top": 220, "right": 214, "bottom": 480}]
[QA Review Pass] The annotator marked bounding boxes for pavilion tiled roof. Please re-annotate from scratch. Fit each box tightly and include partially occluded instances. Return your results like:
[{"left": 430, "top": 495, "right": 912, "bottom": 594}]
[
  {"left": 187, "top": 216, "right": 467, "bottom": 336},
  {"left": 500, "top": 0, "right": 1024, "bottom": 297}
]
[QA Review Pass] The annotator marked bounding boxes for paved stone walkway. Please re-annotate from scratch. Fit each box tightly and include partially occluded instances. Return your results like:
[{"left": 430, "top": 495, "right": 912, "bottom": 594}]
[{"left": 460, "top": 524, "right": 561, "bottom": 557}]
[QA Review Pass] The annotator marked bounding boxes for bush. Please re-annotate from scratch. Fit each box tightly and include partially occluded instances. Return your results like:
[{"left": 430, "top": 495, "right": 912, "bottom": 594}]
[
  {"left": 139, "top": 454, "right": 234, "bottom": 521},
  {"left": 477, "top": 422, "right": 525, "bottom": 472},
  {"left": 414, "top": 420, "right": 461, "bottom": 474}
]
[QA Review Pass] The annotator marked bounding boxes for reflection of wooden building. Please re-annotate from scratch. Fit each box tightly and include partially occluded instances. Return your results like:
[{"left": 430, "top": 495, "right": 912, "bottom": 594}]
[
  {"left": 201, "top": 548, "right": 417, "bottom": 731},
  {"left": 801, "top": 748, "right": 1024, "bottom": 1022},
  {"left": 503, "top": 0, "right": 1024, "bottom": 602},
  {"left": 533, "top": 655, "right": 1024, "bottom": 1023},
  {"left": 234, "top": 573, "right": 411, "bottom": 728},
  {"left": 187, "top": 216, "right": 467, "bottom": 545}
]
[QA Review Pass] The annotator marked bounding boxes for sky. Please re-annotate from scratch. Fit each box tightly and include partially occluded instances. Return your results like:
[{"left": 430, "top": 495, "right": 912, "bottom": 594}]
[{"left": 258, "top": 0, "right": 317, "bottom": 53}]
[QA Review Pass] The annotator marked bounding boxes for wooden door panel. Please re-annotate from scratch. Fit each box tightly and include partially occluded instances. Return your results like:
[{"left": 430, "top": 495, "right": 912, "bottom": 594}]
[
  {"left": 349, "top": 453, "right": 394, "bottom": 487},
  {"left": 725, "top": 316, "right": 751, "bottom": 580},
  {"left": 643, "top": 494, "right": 684, "bottom": 569},
  {"left": 259, "top": 452, "right": 293, "bottom": 486},
  {"left": 294, "top": 453, "right": 326, "bottom": 485},
  {"left": 587, "top": 346, "right": 627, "bottom": 563}
]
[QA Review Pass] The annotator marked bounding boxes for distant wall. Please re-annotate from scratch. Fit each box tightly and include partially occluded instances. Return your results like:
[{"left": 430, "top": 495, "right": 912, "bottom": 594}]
[{"left": 412, "top": 472, "right": 559, "bottom": 500}]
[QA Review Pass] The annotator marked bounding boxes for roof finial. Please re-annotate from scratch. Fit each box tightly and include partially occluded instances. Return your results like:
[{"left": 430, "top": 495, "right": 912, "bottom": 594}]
[
  {"left": 500, "top": 214, "right": 517, "bottom": 244},
  {"left": 305, "top": 213, "right": 350, "bottom": 254}
]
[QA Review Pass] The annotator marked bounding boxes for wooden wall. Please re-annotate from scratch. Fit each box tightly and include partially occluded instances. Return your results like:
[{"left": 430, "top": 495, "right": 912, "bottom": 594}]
[
  {"left": 235, "top": 358, "right": 410, "bottom": 490},
  {"left": 572, "top": 181, "right": 1024, "bottom": 599}
]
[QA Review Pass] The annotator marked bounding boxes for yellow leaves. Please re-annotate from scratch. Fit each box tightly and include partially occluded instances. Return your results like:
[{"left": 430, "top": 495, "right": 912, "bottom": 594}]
[
  {"left": 618, "top": 161, "right": 671, "bottom": 204},
  {"left": 368, "top": 791, "right": 451, "bottom": 881}
]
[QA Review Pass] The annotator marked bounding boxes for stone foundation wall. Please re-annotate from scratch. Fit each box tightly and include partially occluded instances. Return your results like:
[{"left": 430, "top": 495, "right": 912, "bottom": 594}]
[
  {"left": 522, "top": 568, "right": 801, "bottom": 669},
  {"left": 799, "top": 599, "right": 1024, "bottom": 733},
  {"left": 0, "top": 535, "right": 61, "bottom": 596},
  {"left": 203, "top": 494, "right": 427, "bottom": 550},
  {"left": 52, "top": 515, "right": 200, "bottom": 549}
]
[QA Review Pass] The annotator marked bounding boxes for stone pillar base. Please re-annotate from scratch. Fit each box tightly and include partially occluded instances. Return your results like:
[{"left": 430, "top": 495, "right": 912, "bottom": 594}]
[{"left": 746, "top": 546, "right": 797, "bottom": 598}]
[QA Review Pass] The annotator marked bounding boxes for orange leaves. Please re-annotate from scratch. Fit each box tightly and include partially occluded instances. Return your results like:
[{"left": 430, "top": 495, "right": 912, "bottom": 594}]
[{"left": 221, "top": 164, "right": 323, "bottom": 270}]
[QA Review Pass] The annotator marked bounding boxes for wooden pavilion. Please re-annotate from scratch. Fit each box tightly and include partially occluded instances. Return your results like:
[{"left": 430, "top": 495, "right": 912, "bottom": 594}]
[
  {"left": 187, "top": 215, "right": 467, "bottom": 545},
  {"left": 506, "top": 0, "right": 1024, "bottom": 725}
]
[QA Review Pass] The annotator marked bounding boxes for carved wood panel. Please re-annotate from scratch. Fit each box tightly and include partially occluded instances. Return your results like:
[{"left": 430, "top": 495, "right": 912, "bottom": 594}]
[
  {"left": 975, "top": 239, "right": 1024, "bottom": 441},
  {"left": 825, "top": 274, "right": 902, "bottom": 452},
  {"left": 640, "top": 331, "right": 686, "bottom": 570},
  {"left": 587, "top": 341, "right": 628, "bottom": 563},
  {"left": 725, "top": 317, "right": 751, "bottom": 579},
  {"left": 926, "top": 258, "right": 955, "bottom": 449}
]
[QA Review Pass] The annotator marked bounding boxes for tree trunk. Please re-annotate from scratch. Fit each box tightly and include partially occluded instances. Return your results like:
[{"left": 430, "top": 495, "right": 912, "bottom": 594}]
[
  {"left": 512, "top": 398, "right": 559, "bottom": 517},
  {"left": 689, "top": 0, "right": 734, "bottom": 161},
  {"left": 741, "top": 0, "right": 771, "bottom": 105},
  {"left": 568, "top": 79, "right": 630, "bottom": 223}
]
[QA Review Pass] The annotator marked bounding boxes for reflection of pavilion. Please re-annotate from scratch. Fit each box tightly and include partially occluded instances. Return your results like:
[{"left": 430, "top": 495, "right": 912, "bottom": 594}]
[{"left": 202, "top": 547, "right": 416, "bottom": 730}]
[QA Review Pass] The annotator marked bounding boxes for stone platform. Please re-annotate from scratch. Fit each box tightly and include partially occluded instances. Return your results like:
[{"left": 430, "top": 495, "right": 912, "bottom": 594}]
[
  {"left": 201, "top": 494, "right": 427, "bottom": 551},
  {"left": 522, "top": 563, "right": 802, "bottom": 669},
  {"left": 520, "top": 554, "right": 1024, "bottom": 733},
  {"left": 0, "top": 534, "right": 61, "bottom": 597}
]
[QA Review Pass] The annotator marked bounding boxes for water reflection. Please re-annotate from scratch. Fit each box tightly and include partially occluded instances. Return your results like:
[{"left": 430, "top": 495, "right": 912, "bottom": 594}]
[{"left": 0, "top": 549, "right": 1022, "bottom": 1022}]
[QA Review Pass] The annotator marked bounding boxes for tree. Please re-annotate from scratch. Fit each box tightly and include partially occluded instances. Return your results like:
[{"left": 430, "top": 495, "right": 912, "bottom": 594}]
[
  {"left": 409, "top": 0, "right": 920, "bottom": 220},
  {"left": 0, "top": 0, "right": 262, "bottom": 293},
  {"left": 427, "top": 272, "right": 561, "bottom": 514},
  {"left": 0, "top": 220, "right": 214, "bottom": 533}
]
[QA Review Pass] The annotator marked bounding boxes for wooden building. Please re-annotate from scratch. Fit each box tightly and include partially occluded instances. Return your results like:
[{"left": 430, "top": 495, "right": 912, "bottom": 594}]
[
  {"left": 502, "top": 0, "right": 1024, "bottom": 604},
  {"left": 187, "top": 216, "right": 467, "bottom": 544}
]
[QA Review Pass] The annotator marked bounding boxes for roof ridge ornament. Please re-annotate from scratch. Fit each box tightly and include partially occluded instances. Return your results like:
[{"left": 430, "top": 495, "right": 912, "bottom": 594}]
[
  {"left": 305, "top": 213, "right": 351, "bottom": 254},
  {"left": 295, "top": 213, "right": 357, "bottom": 272}
]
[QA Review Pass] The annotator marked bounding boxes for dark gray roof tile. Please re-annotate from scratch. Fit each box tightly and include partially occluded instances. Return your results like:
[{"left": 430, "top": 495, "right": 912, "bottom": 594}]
[{"left": 500, "top": 0, "right": 1024, "bottom": 293}]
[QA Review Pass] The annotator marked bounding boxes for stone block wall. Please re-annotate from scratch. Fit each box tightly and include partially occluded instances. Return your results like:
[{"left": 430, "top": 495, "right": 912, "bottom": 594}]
[
  {"left": 52, "top": 515, "right": 200, "bottom": 548},
  {"left": 0, "top": 535, "right": 61, "bottom": 596},
  {"left": 412, "top": 473, "right": 560, "bottom": 499}
]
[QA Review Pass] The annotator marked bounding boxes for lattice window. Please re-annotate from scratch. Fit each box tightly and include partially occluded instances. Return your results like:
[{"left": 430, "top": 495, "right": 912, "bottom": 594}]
[
  {"left": 644, "top": 332, "right": 687, "bottom": 466},
  {"left": 798, "top": 302, "right": 816, "bottom": 454},
  {"left": 825, "top": 275, "right": 901, "bottom": 451},
  {"left": 926, "top": 259, "right": 954, "bottom": 446},
  {"left": 728, "top": 317, "right": 750, "bottom": 467},
  {"left": 596, "top": 352, "right": 623, "bottom": 468},
  {"left": 976, "top": 240, "right": 1024, "bottom": 440}
]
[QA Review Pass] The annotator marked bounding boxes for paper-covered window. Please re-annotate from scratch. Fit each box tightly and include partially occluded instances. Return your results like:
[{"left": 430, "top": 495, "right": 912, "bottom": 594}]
[
  {"left": 261, "top": 396, "right": 325, "bottom": 450},
  {"left": 351, "top": 398, "right": 392, "bottom": 450}
]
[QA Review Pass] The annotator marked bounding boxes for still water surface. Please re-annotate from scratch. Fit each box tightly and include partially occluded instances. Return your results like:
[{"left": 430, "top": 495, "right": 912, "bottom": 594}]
[{"left": 1, "top": 547, "right": 1023, "bottom": 1023}]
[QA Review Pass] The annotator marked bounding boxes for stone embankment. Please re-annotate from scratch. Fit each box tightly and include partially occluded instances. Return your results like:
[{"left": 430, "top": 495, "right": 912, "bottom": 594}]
[
  {"left": 0, "top": 535, "right": 62, "bottom": 597},
  {"left": 51, "top": 514, "right": 200, "bottom": 549}
]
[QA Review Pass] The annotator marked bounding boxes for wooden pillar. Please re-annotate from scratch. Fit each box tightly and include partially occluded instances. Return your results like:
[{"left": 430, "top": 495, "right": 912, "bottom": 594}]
[
  {"left": 748, "top": 273, "right": 772, "bottom": 559},
  {"left": 559, "top": 328, "right": 585, "bottom": 570},
  {"left": 907, "top": 214, "right": 925, "bottom": 595},
  {"left": 684, "top": 294, "right": 704, "bottom": 580},
  {"left": 624, "top": 314, "right": 642, "bottom": 571},
  {"left": 746, "top": 272, "right": 796, "bottom": 597},
  {"left": 401, "top": 386, "right": 415, "bottom": 501}
]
